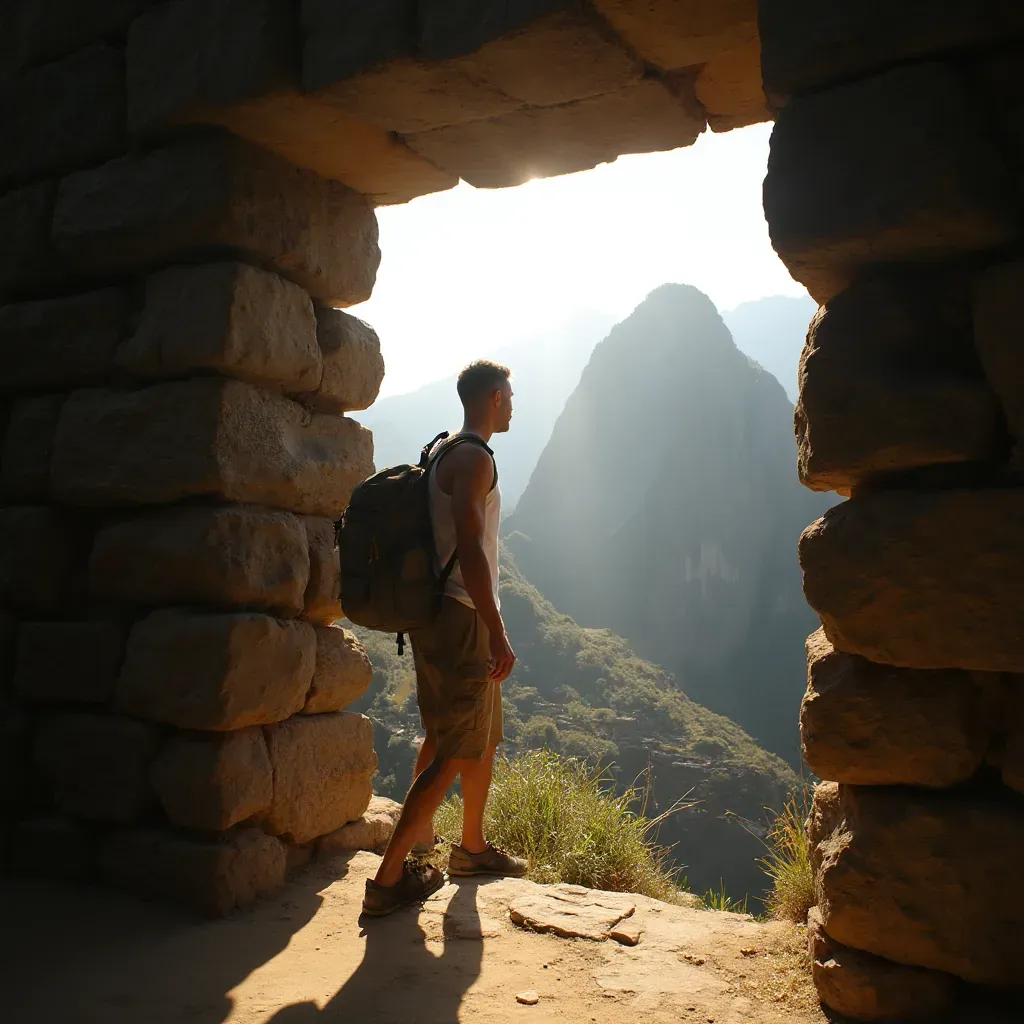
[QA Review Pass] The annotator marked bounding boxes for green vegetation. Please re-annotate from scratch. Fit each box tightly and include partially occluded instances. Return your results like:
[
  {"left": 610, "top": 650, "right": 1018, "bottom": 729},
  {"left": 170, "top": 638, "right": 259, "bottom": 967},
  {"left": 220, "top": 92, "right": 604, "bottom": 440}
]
[
  {"left": 433, "top": 749, "right": 689, "bottom": 902},
  {"left": 759, "top": 789, "right": 815, "bottom": 924}
]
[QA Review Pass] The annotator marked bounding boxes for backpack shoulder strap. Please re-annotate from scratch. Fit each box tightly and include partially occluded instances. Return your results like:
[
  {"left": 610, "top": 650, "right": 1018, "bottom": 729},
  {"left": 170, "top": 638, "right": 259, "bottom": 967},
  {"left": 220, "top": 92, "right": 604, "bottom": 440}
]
[{"left": 429, "top": 433, "right": 498, "bottom": 490}]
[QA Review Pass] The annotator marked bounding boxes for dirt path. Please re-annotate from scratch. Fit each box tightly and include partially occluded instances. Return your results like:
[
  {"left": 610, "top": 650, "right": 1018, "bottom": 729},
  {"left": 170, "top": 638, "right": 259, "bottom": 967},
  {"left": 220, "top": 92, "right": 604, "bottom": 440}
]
[{"left": 6, "top": 851, "right": 826, "bottom": 1024}]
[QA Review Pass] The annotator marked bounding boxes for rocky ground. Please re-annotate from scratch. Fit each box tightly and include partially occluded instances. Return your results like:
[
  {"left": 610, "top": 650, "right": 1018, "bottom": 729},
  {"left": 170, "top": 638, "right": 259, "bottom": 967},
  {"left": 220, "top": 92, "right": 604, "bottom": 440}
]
[{"left": 7, "top": 850, "right": 824, "bottom": 1024}]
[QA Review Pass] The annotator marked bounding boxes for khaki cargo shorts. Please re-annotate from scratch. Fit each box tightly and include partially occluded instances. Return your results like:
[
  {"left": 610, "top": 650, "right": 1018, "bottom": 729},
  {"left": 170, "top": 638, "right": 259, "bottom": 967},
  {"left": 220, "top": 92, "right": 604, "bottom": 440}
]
[{"left": 410, "top": 596, "right": 504, "bottom": 761}]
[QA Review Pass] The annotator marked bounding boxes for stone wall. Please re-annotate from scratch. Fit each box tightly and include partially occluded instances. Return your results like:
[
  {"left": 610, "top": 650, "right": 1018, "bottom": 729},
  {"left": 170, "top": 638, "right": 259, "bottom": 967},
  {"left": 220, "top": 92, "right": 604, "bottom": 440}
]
[{"left": 761, "top": 1, "right": 1024, "bottom": 1017}]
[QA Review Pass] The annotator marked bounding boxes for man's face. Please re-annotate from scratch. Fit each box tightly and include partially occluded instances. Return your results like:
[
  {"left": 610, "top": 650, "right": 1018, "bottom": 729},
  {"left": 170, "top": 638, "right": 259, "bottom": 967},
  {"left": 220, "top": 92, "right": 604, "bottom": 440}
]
[{"left": 493, "top": 380, "right": 514, "bottom": 433}]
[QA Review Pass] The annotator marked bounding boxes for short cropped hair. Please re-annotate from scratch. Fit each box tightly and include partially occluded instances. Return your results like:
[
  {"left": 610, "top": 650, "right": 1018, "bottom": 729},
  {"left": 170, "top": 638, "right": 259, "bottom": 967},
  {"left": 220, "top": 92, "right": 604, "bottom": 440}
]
[{"left": 456, "top": 360, "right": 511, "bottom": 406}]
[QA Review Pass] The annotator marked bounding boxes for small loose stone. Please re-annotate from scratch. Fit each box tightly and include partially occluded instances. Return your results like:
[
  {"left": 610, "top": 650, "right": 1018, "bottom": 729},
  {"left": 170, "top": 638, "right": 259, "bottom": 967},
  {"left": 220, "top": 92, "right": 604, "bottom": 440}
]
[{"left": 516, "top": 990, "right": 539, "bottom": 1006}]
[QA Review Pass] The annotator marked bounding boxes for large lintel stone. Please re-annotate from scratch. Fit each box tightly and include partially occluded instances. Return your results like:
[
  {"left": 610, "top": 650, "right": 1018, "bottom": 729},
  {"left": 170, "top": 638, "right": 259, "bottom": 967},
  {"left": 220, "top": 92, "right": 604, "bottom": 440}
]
[
  {"left": 812, "top": 783, "right": 1024, "bottom": 985},
  {"left": 51, "top": 377, "right": 373, "bottom": 517},
  {"left": 90, "top": 505, "right": 309, "bottom": 616},
  {"left": 0, "top": 44, "right": 125, "bottom": 188},
  {"left": 118, "top": 262, "right": 322, "bottom": 394},
  {"left": 764, "top": 63, "right": 1016, "bottom": 303},
  {"left": 117, "top": 609, "right": 315, "bottom": 730},
  {"left": 52, "top": 131, "right": 380, "bottom": 307},
  {"left": 801, "top": 490, "right": 1024, "bottom": 672}
]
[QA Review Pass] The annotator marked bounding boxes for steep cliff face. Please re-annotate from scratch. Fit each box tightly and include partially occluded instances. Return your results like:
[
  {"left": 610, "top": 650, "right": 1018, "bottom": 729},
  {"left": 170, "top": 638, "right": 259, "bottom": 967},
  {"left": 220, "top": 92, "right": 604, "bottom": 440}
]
[{"left": 505, "top": 284, "right": 829, "bottom": 761}]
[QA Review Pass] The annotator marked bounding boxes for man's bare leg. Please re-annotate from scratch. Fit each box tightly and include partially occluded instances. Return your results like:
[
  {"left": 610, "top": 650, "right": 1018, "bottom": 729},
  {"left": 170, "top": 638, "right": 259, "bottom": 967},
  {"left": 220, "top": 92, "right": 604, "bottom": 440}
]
[
  {"left": 375, "top": 755, "right": 459, "bottom": 888},
  {"left": 459, "top": 746, "right": 496, "bottom": 854},
  {"left": 410, "top": 731, "right": 438, "bottom": 849}
]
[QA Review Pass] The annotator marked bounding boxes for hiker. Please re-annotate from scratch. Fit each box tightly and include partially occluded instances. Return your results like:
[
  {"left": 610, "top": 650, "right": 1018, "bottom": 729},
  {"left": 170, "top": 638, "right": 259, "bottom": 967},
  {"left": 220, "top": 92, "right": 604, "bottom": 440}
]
[{"left": 362, "top": 360, "right": 527, "bottom": 916}]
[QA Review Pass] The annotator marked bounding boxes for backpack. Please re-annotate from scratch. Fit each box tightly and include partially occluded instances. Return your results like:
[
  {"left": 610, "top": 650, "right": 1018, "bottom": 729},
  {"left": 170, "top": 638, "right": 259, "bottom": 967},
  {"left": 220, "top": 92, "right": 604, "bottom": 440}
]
[{"left": 335, "top": 431, "right": 494, "bottom": 654}]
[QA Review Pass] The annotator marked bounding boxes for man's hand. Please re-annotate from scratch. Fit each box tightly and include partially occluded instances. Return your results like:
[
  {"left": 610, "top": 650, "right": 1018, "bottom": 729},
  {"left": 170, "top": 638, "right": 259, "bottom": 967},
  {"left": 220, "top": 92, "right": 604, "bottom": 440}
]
[{"left": 488, "top": 628, "right": 516, "bottom": 682}]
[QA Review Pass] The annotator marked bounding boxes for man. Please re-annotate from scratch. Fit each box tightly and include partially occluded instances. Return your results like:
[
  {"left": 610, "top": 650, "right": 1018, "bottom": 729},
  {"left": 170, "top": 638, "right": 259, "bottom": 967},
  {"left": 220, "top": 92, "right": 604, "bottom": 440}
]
[{"left": 363, "top": 360, "right": 527, "bottom": 917}]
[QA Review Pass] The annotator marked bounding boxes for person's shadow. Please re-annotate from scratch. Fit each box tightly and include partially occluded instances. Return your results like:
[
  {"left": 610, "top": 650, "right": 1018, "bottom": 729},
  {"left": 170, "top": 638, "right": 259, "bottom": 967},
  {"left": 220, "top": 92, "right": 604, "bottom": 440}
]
[{"left": 267, "top": 881, "right": 484, "bottom": 1024}]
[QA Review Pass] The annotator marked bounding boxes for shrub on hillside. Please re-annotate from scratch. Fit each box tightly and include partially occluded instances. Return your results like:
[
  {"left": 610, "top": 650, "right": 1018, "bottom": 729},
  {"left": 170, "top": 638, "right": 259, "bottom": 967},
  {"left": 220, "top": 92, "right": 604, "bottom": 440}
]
[
  {"left": 433, "top": 749, "right": 690, "bottom": 902},
  {"left": 759, "top": 789, "right": 815, "bottom": 923}
]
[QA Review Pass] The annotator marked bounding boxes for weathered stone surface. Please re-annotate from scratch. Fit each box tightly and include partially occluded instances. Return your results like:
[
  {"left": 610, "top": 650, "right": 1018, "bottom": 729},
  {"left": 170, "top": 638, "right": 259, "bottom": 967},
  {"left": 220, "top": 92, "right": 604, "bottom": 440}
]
[
  {"left": 1, "top": 395, "right": 65, "bottom": 502},
  {"left": 592, "top": 0, "right": 757, "bottom": 70},
  {"left": 765, "top": 64, "right": 1016, "bottom": 303},
  {"left": 301, "top": 0, "right": 413, "bottom": 85},
  {"left": 310, "top": 307, "right": 384, "bottom": 413},
  {"left": 317, "top": 795, "right": 402, "bottom": 857},
  {"left": 8, "top": 815, "right": 95, "bottom": 882},
  {"left": 118, "top": 610, "right": 315, "bottom": 730},
  {"left": 303, "top": 626, "right": 373, "bottom": 714},
  {"left": 0, "top": 289, "right": 126, "bottom": 394},
  {"left": 301, "top": 516, "right": 343, "bottom": 625},
  {"left": 52, "top": 131, "right": 380, "bottom": 306},
  {"left": 262, "top": 711, "right": 376, "bottom": 843},
  {"left": 807, "top": 906, "right": 956, "bottom": 1022},
  {"left": 150, "top": 727, "right": 273, "bottom": 831},
  {"left": 509, "top": 884, "right": 636, "bottom": 941},
  {"left": 17, "top": 0, "right": 146, "bottom": 66},
  {"left": 795, "top": 272, "right": 998, "bottom": 492},
  {"left": 51, "top": 377, "right": 373, "bottom": 517},
  {"left": 0, "top": 182, "right": 63, "bottom": 296},
  {"left": 90, "top": 505, "right": 309, "bottom": 616},
  {"left": 694, "top": 22, "right": 769, "bottom": 132},
  {"left": 127, "top": 0, "right": 296, "bottom": 136},
  {"left": 14, "top": 621, "right": 124, "bottom": 704},
  {"left": 760, "top": 0, "right": 1024, "bottom": 104},
  {"left": 101, "top": 826, "right": 287, "bottom": 916},
  {"left": 0, "top": 507, "right": 75, "bottom": 611},
  {"left": 407, "top": 79, "right": 705, "bottom": 189},
  {"left": 801, "top": 628, "right": 990, "bottom": 787},
  {"left": 0, "top": 44, "right": 124, "bottom": 187},
  {"left": 812, "top": 784, "right": 1024, "bottom": 984},
  {"left": 34, "top": 713, "right": 159, "bottom": 822},
  {"left": 119, "top": 263, "right": 322, "bottom": 393},
  {"left": 800, "top": 490, "right": 1024, "bottom": 672},
  {"left": 974, "top": 259, "right": 1024, "bottom": 469},
  {"left": 418, "top": 0, "right": 572, "bottom": 59}
]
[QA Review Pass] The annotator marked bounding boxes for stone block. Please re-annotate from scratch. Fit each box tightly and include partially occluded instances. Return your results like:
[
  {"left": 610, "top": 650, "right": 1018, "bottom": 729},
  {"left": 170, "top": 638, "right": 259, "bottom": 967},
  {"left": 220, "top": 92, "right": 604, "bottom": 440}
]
[
  {"left": 90, "top": 505, "right": 309, "bottom": 617},
  {"left": 974, "top": 259, "right": 1024, "bottom": 469},
  {"left": 34, "top": 713, "right": 159, "bottom": 822},
  {"left": 127, "top": 0, "right": 297, "bottom": 136},
  {"left": 764, "top": 64, "right": 1016, "bottom": 304},
  {"left": 118, "top": 609, "right": 315, "bottom": 730},
  {"left": 150, "top": 727, "right": 273, "bottom": 831},
  {"left": 301, "top": 516, "right": 342, "bottom": 625},
  {"left": 118, "top": 263, "right": 322, "bottom": 393},
  {"left": 418, "top": 0, "right": 572, "bottom": 60},
  {"left": 807, "top": 907, "right": 956, "bottom": 1022},
  {"left": 8, "top": 815, "right": 96, "bottom": 882},
  {"left": 800, "top": 628, "right": 990, "bottom": 787},
  {"left": 800, "top": 490, "right": 1024, "bottom": 672},
  {"left": 760, "top": 0, "right": 1024, "bottom": 104},
  {"left": 0, "top": 506, "right": 75, "bottom": 611},
  {"left": 14, "top": 620, "right": 124, "bottom": 704},
  {"left": 1, "top": 395, "right": 65, "bottom": 502},
  {"left": 593, "top": 0, "right": 758, "bottom": 70},
  {"left": 101, "top": 826, "right": 287, "bottom": 916},
  {"left": 51, "top": 377, "right": 373, "bottom": 517},
  {"left": 0, "top": 44, "right": 125, "bottom": 188},
  {"left": 0, "top": 694, "right": 33, "bottom": 810},
  {"left": 285, "top": 839, "right": 316, "bottom": 871},
  {"left": 303, "top": 626, "right": 373, "bottom": 714},
  {"left": 796, "top": 275, "right": 999, "bottom": 493},
  {"left": 0, "top": 182, "right": 63, "bottom": 297},
  {"left": 52, "top": 130, "right": 380, "bottom": 307},
  {"left": 0, "top": 289, "right": 126, "bottom": 394},
  {"left": 812, "top": 783, "right": 1024, "bottom": 985},
  {"left": 17, "top": 0, "right": 146, "bottom": 66},
  {"left": 317, "top": 795, "right": 401, "bottom": 856},
  {"left": 407, "top": 79, "right": 705, "bottom": 189},
  {"left": 999, "top": 680, "right": 1024, "bottom": 797},
  {"left": 310, "top": 307, "right": 384, "bottom": 413},
  {"left": 262, "top": 711, "right": 376, "bottom": 843},
  {"left": 694, "top": 22, "right": 770, "bottom": 132}
]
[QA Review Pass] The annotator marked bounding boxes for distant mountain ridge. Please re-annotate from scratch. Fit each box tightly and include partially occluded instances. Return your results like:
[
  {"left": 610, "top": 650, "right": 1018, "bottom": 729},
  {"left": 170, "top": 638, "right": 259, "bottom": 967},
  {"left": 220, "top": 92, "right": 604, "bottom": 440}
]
[{"left": 504, "top": 284, "right": 830, "bottom": 761}]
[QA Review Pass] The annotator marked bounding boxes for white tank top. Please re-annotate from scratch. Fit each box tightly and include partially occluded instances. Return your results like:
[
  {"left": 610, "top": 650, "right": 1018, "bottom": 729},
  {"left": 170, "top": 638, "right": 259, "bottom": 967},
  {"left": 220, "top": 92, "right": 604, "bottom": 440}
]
[{"left": 428, "top": 432, "right": 501, "bottom": 611}]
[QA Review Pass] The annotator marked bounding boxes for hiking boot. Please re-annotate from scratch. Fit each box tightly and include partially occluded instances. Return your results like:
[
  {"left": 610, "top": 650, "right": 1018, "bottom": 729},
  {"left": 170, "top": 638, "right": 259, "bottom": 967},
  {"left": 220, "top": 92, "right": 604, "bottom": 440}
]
[
  {"left": 447, "top": 843, "right": 528, "bottom": 878},
  {"left": 362, "top": 861, "right": 445, "bottom": 917}
]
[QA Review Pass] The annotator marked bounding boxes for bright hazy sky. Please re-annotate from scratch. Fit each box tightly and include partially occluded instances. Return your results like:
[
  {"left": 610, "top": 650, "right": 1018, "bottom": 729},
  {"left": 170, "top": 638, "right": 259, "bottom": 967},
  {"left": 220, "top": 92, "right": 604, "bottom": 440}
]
[{"left": 350, "top": 122, "right": 807, "bottom": 398}]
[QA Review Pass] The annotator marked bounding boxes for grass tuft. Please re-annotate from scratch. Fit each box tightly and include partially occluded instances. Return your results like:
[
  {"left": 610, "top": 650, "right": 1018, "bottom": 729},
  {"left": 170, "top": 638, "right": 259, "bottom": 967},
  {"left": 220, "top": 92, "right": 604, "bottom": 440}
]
[
  {"left": 759, "top": 788, "right": 815, "bottom": 923},
  {"left": 433, "top": 749, "right": 692, "bottom": 903}
]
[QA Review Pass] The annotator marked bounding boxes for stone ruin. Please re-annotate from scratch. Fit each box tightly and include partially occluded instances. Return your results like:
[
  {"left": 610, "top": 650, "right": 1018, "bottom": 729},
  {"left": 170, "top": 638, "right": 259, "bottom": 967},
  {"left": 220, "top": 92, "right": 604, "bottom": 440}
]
[{"left": 0, "top": 0, "right": 1022, "bottom": 1018}]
